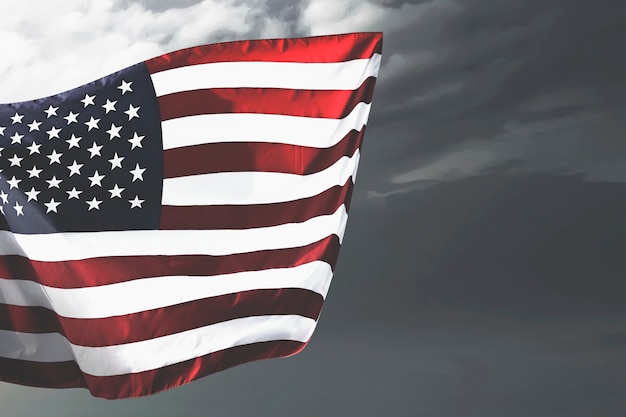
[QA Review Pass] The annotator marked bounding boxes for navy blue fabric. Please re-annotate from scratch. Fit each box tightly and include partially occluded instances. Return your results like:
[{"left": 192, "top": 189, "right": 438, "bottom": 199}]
[{"left": 0, "top": 63, "right": 162, "bottom": 234}]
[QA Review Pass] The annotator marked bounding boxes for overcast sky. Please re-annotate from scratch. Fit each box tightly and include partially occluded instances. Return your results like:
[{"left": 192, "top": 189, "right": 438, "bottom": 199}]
[{"left": 1, "top": 1, "right": 624, "bottom": 416}]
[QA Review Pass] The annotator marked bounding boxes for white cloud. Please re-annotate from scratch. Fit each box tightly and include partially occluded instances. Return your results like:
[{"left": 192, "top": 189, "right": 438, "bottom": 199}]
[
  {"left": 386, "top": 98, "right": 625, "bottom": 188},
  {"left": 0, "top": 0, "right": 258, "bottom": 102},
  {"left": 298, "top": 0, "right": 459, "bottom": 36},
  {"left": 299, "top": 0, "right": 382, "bottom": 35},
  {"left": 379, "top": 51, "right": 436, "bottom": 82},
  {"left": 391, "top": 144, "right": 506, "bottom": 184},
  {"left": 518, "top": 89, "right": 601, "bottom": 114},
  {"left": 0, "top": 0, "right": 461, "bottom": 103}
]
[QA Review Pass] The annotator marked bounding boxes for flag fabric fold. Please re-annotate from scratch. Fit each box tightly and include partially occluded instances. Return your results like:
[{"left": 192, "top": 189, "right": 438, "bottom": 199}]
[{"left": 0, "top": 32, "right": 382, "bottom": 399}]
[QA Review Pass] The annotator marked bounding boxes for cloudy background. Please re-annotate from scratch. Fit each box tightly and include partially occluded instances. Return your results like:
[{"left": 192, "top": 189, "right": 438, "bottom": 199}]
[{"left": 1, "top": 0, "right": 624, "bottom": 415}]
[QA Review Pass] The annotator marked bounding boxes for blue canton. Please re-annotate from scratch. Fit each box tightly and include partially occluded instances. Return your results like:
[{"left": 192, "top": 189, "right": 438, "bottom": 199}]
[{"left": 0, "top": 63, "right": 163, "bottom": 234}]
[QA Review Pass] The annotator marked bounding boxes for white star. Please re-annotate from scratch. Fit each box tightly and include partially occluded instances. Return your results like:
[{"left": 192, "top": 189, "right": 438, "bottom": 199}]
[
  {"left": 0, "top": 126, "right": 4, "bottom": 136},
  {"left": 88, "top": 170, "right": 105, "bottom": 187},
  {"left": 47, "top": 149, "right": 63, "bottom": 164},
  {"left": 27, "top": 142, "right": 41, "bottom": 155},
  {"left": 128, "top": 132, "right": 144, "bottom": 149},
  {"left": 25, "top": 187, "right": 41, "bottom": 202},
  {"left": 10, "top": 132, "right": 23, "bottom": 144},
  {"left": 124, "top": 104, "right": 140, "bottom": 120},
  {"left": 0, "top": 206, "right": 4, "bottom": 215},
  {"left": 0, "top": 147, "right": 3, "bottom": 156},
  {"left": 64, "top": 111, "right": 79, "bottom": 124},
  {"left": 85, "top": 117, "right": 100, "bottom": 131},
  {"left": 108, "top": 152, "right": 124, "bottom": 170},
  {"left": 87, "top": 142, "right": 103, "bottom": 158},
  {"left": 106, "top": 123, "right": 122, "bottom": 139},
  {"left": 8, "top": 154, "right": 23, "bottom": 167},
  {"left": 13, "top": 201, "right": 24, "bottom": 216},
  {"left": 44, "top": 198, "right": 61, "bottom": 213},
  {"left": 67, "top": 160, "right": 84, "bottom": 177},
  {"left": 81, "top": 93, "right": 96, "bottom": 107},
  {"left": 129, "top": 163, "right": 146, "bottom": 182},
  {"left": 44, "top": 105, "right": 59, "bottom": 118},
  {"left": 129, "top": 195, "right": 145, "bottom": 208},
  {"left": 102, "top": 99, "right": 117, "bottom": 113},
  {"left": 67, "top": 187, "right": 83, "bottom": 200},
  {"left": 46, "top": 126, "right": 62, "bottom": 139},
  {"left": 46, "top": 176, "right": 63, "bottom": 188},
  {"left": 0, "top": 190, "right": 7, "bottom": 204},
  {"left": 118, "top": 80, "right": 133, "bottom": 95},
  {"left": 7, "top": 176, "right": 21, "bottom": 190},
  {"left": 108, "top": 184, "right": 124, "bottom": 198},
  {"left": 66, "top": 134, "right": 82, "bottom": 149},
  {"left": 86, "top": 197, "right": 102, "bottom": 211},
  {"left": 11, "top": 113, "right": 23, "bottom": 124},
  {"left": 27, "top": 120, "right": 42, "bottom": 131},
  {"left": 26, "top": 166, "right": 43, "bottom": 178}
]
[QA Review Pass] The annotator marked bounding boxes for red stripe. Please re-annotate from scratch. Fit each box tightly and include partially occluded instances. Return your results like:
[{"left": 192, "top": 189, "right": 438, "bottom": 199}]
[
  {"left": 158, "top": 77, "right": 377, "bottom": 120},
  {"left": 161, "top": 179, "right": 353, "bottom": 230},
  {"left": 0, "top": 340, "right": 306, "bottom": 398},
  {"left": 0, "top": 235, "right": 341, "bottom": 288},
  {"left": 145, "top": 32, "right": 382, "bottom": 73},
  {"left": 0, "top": 305, "right": 61, "bottom": 334},
  {"left": 1, "top": 288, "right": 323, "bottom": 347},
  {"left": 0, "top": 358, "right": 84, "bottom": 389},
  {"left": 163, "top": 128, "right": 364, "bottom": 177}
]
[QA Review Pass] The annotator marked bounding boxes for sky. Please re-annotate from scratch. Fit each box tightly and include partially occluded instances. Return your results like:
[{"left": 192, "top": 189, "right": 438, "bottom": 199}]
[{"left": 1, "top": 0, "right": 624, "bottom": 415}]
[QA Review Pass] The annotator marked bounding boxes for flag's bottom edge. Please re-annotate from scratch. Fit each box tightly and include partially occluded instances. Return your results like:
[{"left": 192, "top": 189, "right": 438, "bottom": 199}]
[{"left": 0, "top": 339, "right": 308, "bottom": 399}]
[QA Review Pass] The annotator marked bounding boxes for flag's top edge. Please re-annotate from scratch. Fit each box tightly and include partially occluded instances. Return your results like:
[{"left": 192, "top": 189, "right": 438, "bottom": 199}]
[
  {"left": 0, "top": 63, "right": 145, "bottom": 107},
  {"left": 0, "top": 32, "right": 382, "bottom": 106},
  {"left": 145, "top": 32, "right": 383, "bottom": 74}
]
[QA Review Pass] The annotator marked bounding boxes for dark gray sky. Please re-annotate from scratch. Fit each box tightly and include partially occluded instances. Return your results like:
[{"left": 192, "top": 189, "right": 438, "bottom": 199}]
[{"left": 1, "top": 1, "right": 624, "bottom": 415}]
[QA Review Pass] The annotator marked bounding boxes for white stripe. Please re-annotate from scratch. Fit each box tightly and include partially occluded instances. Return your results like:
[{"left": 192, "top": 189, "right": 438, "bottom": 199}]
[
  {"left": 151, "top": 54, "right": 381, "bottom": 96},
  {"left": 0, "top": 261, "right": 333, "bottom": 319},
  {"left": 75, "top": 315, "right": 316, "bottom": 375},
  {"left": 162, "top": 150, "right": 359, "bottom": 206},
  {"left": 0, "top": 205, "right": 348, "bottom": 261},
  {"left": 161, "top": 102, "right": 372, "bottom": 150},
  {"left": 0, "top": 315, "right": 316, "bottom": 375}
]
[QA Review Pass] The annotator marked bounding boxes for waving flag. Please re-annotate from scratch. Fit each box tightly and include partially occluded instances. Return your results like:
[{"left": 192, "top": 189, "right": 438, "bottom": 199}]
[{"left": 0, "top": 32, "right": 382, "bottom": 399}]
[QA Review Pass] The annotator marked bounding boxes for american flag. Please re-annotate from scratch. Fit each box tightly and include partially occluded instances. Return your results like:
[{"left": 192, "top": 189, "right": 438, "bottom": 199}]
[{"left": 0, "top": 32, "right": 382, "bottom": 399}]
